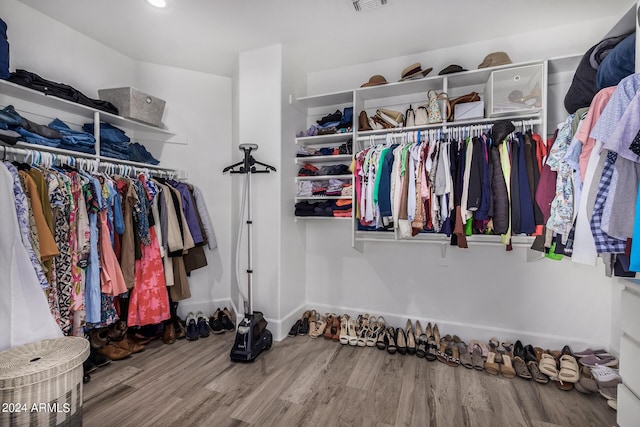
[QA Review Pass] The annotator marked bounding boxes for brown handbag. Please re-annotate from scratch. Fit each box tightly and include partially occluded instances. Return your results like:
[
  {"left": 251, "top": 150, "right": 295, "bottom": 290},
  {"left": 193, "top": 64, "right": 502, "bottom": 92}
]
[{"left": 447, "top": 91, "right": 481, "bottom": 121}]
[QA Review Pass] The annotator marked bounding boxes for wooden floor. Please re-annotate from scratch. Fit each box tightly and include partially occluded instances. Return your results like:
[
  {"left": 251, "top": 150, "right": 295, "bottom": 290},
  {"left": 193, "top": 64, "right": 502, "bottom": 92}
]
[{"left": 83, "top": 332, "right": 617, "bottom": 427}]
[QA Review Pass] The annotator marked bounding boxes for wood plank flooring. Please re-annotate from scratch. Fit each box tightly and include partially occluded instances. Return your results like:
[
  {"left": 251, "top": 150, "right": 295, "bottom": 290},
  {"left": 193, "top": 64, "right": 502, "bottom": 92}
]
[{"left": 83, "top": 333, "right": 617, "bottom": 427}]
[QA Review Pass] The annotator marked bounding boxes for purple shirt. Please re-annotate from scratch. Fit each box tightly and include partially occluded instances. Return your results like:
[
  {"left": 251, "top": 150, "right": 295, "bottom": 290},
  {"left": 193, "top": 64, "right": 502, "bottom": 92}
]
[{"left": 168, "top": 181, "right": 204, "bottom": 245}]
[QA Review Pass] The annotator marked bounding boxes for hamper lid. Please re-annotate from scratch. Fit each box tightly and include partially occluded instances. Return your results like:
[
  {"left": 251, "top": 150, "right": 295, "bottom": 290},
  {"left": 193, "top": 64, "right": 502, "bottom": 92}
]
[{"left": 0, "top": 337, "right": 89, "bottom": 389}]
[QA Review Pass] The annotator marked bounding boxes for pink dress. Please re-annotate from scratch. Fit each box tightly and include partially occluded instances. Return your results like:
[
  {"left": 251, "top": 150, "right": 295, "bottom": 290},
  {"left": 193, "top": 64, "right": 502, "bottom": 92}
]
[{"left": 127, "top": 176, "right": 170, "bottom": 326}]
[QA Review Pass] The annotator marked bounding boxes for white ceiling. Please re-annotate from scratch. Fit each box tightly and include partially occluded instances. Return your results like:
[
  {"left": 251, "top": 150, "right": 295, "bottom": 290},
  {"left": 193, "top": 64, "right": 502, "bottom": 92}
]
[{"left": 17, "top": 0, "right": 634, "bottom": 77}]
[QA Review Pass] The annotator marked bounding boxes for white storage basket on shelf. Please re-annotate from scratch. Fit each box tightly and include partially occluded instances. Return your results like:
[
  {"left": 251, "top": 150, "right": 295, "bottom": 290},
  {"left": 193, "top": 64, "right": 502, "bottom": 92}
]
[{"left": 0, "top": 337, "right": 89, "bottom": 427}]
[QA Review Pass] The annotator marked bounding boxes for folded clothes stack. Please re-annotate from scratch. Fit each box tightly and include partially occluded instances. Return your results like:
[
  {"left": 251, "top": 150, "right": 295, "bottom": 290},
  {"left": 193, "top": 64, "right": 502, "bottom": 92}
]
[
  {"left": 297, "top": 107, "right": 353, "bottom": 137},
  {"left": 83, "top": 122, "right": 130, "bottom": 160},
  {"left": 326, "top": 179, "right": 347, "bottom": 196},
  {"left": 129, "top": 142, "right": 160, "bottom": 165},
  {"left": 318, "top": 164, "right": 350, "bottom": 176},
  {"left": 297, "top": 181, "right": 313, "bottom": 197},
  {"left": 294, "top": 201, "right": 317, "bottom": 216},
  {"left": 333, "top": 199, "right": 352, "bottom": 217},
  {"left": 298, "top": 163, "right": 318, "bottom": 176},
  {"left": 313, "top": 200, "right": 334, "bottom": 216},
  {"left": 48, "top": 118, "right": 96, "bottom": 154},
  {"left": 341, "top": 184, "right": 353, "bottom": 197},
  {"left": 312, "top": 181, "right": 327, "bottom": 196}
]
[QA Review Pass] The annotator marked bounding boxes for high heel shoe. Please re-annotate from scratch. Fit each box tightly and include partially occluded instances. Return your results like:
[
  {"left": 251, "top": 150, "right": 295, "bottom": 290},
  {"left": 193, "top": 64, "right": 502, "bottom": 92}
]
[
  {"left": 415, "top": 320, "right": 427, "bottom": 358},
  {"left": 339, "top": 315, "right": 349, "bottom": 345},
  {"left": 375, "top": 317, "right": 387, "bottom": 350},
  {"left": 386, "top": 327, "right": 397, "bottom": 354},
  {"left": 348, "top": 318, "right": 358, "bottom": 346},
  {"left": 323, "top": 314, "right": 334, "bottom": 340},
  {"left": 425, "top": 323, "right": 438, "bottom": 362},
  {"left": 331, "top": 315, "right": 341, "bottom": 342},
  {"left": 396, "top": 327, "right": 407, "bottom": 355},
  {"left": 405, "top": 320, "right": 416, "bottom": 356}
]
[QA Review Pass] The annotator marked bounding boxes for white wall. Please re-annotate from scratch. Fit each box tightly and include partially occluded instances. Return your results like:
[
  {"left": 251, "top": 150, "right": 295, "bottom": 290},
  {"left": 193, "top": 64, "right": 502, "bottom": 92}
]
[
  {"left": 279, "top": 47, "right": 307, "bottom": 322},
  {"left": 1, "top": 0, "right": 133, "bottom": 97},
  {"left": 2, "top": 0, "right": 233, "bottom": 320},
  {"left": 237, "top": 45, "right": 283, "bottom": 325},
  {"left": 306, "top": 16, "right": 620, "bottom": 97}
]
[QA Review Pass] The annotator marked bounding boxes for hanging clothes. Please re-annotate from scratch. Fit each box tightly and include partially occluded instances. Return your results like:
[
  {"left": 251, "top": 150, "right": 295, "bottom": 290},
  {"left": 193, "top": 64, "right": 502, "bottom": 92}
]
[{"left": 0, "top": 162, "right": 63, "bottom": 351}]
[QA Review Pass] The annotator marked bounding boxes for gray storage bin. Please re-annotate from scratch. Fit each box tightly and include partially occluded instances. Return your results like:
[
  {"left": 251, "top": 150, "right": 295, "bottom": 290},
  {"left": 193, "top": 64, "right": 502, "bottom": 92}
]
[{"left": 98, "top": 87, "right": 166, "bottom": 127}]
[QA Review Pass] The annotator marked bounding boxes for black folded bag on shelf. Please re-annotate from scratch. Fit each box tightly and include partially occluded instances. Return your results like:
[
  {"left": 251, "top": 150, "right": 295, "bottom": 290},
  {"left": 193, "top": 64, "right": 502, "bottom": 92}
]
[
  {"left": 0, "top": 18, "right": 9, "bottom": 80},
  {"left": 8, "top": 69, "right": 119, "bottom": 115}
]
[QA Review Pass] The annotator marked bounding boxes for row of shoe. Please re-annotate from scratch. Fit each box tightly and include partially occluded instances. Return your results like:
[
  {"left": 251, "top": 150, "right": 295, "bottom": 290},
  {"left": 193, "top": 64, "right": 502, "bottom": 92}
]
[
  {"left": 287, "top": 312, "right": 620, "bottom": 408},
  {"left": 182, "top": 308, "right": 236, "bottom": 341}
]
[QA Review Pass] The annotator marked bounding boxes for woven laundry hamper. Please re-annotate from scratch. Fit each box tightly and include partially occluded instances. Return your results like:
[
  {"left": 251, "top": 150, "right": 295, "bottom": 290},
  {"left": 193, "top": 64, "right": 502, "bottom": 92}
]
[{"left": 0, "top": 337, "right": 89, "bottom": 427}]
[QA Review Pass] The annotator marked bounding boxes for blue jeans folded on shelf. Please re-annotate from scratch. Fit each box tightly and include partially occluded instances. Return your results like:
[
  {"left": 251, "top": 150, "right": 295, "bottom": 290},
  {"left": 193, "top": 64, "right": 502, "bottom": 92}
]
[
  {"left": 129, "top": 142, "right": 160, "bottom": 165},
  {"left": 101, "top": 140, "right": 130, "bottom": 154},
  {"left": 83, "top": 122, "right": 130, "bottom": 144},
  {"left": 49, "top": 118, "right": 96, "bottom": 147},
  {"left": 15, "top": 127, "right": 61, "bottom": 147},
  {"left": 101, "top": 147, "right": 130, "bottom": 160}
]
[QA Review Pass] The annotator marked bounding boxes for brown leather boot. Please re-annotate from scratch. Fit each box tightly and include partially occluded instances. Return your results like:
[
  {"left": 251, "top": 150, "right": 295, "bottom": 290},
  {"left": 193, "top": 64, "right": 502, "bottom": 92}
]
[
  {"left": 88, "top": 328, "right": 109, "bottom": 350},
  {"left": 96, "top": 344, "right": 131, "bottom": 361},
  {"left": 108, "top": 320, "right": 128, "bottom": 341},
  {"left": 162, "top": 323, "right": 176, "bottom": 345},
  {"left": 175, "top": 322, "right": 186, "bottom": 340},
  {"left": 112, "top": 337, "right": 145, "bottom": 354}
]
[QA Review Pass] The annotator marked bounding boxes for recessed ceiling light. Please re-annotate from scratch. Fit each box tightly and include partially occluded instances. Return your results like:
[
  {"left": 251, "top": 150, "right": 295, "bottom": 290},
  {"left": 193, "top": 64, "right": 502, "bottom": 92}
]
[{"left": 146, "top": 0, "right": 167, "bottom": 8}]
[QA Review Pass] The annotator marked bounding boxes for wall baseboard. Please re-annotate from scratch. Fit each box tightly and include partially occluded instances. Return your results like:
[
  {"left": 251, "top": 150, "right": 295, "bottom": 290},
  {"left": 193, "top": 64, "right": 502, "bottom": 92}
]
[
  {"left": 177, "top": 298, "right": 234, "bottom": 320},
  {"left": 308, "top": 302, "right": 610, "bottom": 352}
]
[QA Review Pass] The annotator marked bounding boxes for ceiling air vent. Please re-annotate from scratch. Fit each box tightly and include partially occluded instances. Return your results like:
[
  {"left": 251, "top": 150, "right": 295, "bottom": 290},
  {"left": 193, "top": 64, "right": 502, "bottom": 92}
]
[{"left": 352, "top": 0, "right": 388, "bottom": 12}]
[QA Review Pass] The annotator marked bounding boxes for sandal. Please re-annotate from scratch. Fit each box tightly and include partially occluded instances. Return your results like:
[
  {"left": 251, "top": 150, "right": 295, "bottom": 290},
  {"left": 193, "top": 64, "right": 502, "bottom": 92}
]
[
  {"left": 323, "top": 314, "right": 334, "bottom": 340},
  {"left": 472, "top": 343, "right": 484, "bottom": 371},
  {"left": 436, "top": 335, "right": 451, "bottom": 364},
  {"left": 309, "top": 313, "right": 327, "bottom": 338},
  {"left": 331, "top": 315, "right": 341, "bottom": 342},
  {"left": 299, "top": 310, "right": 312, "bottom": 335},
  {"left": 396, "top": 327, "right": 408, "bottom": 355},
  {"left": 415, "top": 320, "right": 427, "bottom": 358},
  {"left": 575, "top": 366, "right": 598, "bottom": 393},
  {"left": 485, "top": 351, "right": 500, "bottom": 375},
  {"left": 538, "top": 353, "right": 559, "bottom": 378},
  {"left": 406, "top": 320, "right": 416, "bottom": 356},
  {"left": 447, "top": 341, "right": 460, "bottom": 367},
  {"left": 366, "top": 316, "right": 378, "bottom": 347},
  {"left": 527, "top": 360, "right": 549, "bottom": 384},
  {"left": 339, "top": 315, "right": 349, "bottom": 345},
  {"left": 513, "top": 356, "right": 532, "bottom": 380},
  {"left": 501, "top": 340, "right": 514, "bottom": 358},
  {"left": 375, "top": 318, "right": 388, "bottom": 350},
  {"left": 386, "top": 327, "right": 397, "bottom": 354},
  {"left": 489, "top": 338, "right": 502, "bottom": 364},
  {"left": 348, "top": 318, "right": 358, "bottom": 346},
  {"left": 357, "top": 316, "right": 369, "bottom": 347},
  {"left": 458, "top": 342, "right": 473, "bottom": 369},
  {"left": 558, "top": 355, "right": 580, "bottom": 383},
  {"left": 501, "top": 354, "right": 516, "bottom": 379}
]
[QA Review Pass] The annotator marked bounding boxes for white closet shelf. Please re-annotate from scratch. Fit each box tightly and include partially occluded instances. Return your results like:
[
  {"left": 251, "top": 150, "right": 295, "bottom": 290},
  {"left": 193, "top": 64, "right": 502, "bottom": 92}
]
[
  {"left": 294, "top": 154, "right": 352, "bottom": 164},
  {"left": 296, "top": 90, "right": 353, "bottom": 108},
  {"left": 0, "top": 79, "right": 175, "bottom": 136},
  {"left": 294, "top": 216, "right": 351, "bottom": 222},
  {"left": 295, "top": 174, "right": 352, "bottom": 182},
  {"left": 354, "top": 231, "right": 535, "bottom": 246},
  {"left": 296, "top": 133, "right": 352, "bottom": 146},
  {"left": 295, "top": 196, "right": 352, "bottom": 201}
]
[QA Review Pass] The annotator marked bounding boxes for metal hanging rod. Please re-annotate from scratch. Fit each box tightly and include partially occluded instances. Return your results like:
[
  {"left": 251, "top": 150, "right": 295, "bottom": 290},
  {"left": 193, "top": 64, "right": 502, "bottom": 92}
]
[
  {"left": 0, "top": 144, "right": 183, "bottom": 179},
  {"left": 356, "top": 119, "right": 542, "bottom": 142}
]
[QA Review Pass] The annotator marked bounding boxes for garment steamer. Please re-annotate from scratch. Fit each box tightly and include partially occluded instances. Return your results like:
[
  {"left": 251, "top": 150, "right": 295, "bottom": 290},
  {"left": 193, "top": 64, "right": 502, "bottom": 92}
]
[{"left": 223, "top": 144, "right": 275, "bottom": 362}]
